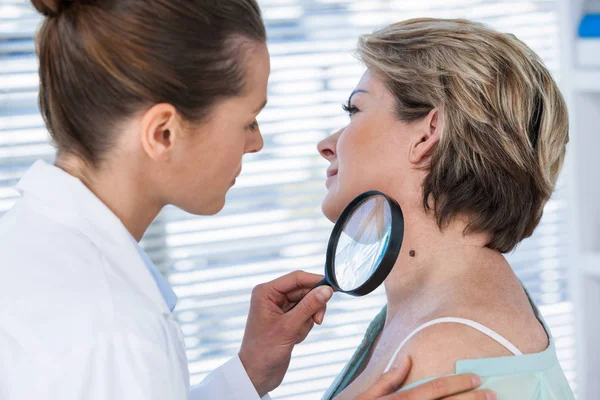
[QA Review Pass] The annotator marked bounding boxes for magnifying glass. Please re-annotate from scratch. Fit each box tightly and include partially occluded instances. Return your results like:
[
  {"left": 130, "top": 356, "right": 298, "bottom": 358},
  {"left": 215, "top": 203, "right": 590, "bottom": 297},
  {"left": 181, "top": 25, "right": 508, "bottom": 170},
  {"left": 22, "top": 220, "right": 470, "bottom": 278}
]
[{"left": 292, "top": 190, "right": 404, "bottom": 307}]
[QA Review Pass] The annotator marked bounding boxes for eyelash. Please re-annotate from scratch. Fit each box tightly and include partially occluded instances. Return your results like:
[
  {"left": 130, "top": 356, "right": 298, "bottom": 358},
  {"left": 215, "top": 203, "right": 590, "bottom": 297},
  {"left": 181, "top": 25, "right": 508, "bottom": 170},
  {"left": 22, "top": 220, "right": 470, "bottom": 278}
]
[
  {"left": 247, "top": 120, "right": 259, "bottom": 131},
  {"left": 342, "top": 101, "right": 359, "bottom": 117}
]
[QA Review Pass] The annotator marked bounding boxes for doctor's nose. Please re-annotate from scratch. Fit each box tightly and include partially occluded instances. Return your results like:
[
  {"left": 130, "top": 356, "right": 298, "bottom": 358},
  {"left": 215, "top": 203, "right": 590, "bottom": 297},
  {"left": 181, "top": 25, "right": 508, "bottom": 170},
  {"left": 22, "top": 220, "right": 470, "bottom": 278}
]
[{"left": 245, "top": 127, "right": 264, "bottom": 154}]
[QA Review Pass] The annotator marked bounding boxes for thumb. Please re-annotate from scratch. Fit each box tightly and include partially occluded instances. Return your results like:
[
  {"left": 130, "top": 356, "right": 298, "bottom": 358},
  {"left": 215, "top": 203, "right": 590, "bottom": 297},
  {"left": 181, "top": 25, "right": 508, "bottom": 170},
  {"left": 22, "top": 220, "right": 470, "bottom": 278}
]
[
  {"left": 358, "top": 357, "right": 411, "bottom": 399},
  {"left": 290, "top": 286, "right": 333, "bottom": 322}
]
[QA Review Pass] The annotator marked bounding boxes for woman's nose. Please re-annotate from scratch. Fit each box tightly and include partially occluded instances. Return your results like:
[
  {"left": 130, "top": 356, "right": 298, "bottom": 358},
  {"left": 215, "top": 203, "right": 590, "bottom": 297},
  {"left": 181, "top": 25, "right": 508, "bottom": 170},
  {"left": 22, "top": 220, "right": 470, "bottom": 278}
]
[{"left": 317, "top": 129, "right": 341, "bottom": 161}]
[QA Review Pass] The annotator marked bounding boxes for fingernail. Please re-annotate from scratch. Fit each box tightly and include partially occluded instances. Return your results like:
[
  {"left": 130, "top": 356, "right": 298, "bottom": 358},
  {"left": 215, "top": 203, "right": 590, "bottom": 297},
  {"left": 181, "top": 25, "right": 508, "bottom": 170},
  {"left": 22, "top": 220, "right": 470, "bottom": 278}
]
[
  {"left": 472, "top": 375, "right": 482, "bottom": 386},
  {"left": 317, "top": 314, "right": 324, "bottom": 325},
  {"left": 392, "top": 357, "right": 409, "bottom": 370},
  {"left": 316, "top": 287, "right": 333, "bottom": 303},
  {"left": 486, "top": 392, "right": 497, "bottom": 400}
]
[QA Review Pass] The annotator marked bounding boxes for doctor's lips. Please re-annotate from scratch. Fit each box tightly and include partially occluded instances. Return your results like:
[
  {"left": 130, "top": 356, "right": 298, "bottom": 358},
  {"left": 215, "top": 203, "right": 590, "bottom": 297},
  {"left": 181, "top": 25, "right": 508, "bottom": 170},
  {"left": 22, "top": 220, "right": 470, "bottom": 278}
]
[{"left": 231, "top": 169, "right": 242, "bottom": 185}]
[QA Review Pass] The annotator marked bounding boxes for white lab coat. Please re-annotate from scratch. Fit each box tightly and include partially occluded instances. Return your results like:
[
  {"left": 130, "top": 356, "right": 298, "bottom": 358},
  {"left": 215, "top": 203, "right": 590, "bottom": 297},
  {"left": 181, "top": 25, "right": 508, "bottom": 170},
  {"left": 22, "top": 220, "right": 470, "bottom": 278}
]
[{"left": 0, "top": 160, "right": 270, "bottom": 400}]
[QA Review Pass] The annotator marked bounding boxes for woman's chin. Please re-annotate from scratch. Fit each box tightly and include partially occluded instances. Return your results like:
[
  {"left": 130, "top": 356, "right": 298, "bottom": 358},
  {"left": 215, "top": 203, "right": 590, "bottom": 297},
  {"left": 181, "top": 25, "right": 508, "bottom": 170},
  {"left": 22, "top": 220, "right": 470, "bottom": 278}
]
[{"left": 321, "top": 191, "right": 344, "bottom": 223}]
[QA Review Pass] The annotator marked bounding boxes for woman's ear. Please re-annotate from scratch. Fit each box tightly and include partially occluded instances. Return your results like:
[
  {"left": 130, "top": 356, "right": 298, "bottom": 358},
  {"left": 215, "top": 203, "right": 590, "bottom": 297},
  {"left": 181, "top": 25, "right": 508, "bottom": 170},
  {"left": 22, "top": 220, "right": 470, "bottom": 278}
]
[
  {"left": 409, "top": 109, "right": 440, "bottom": 165},
  {"left": 139, "top": 103, "right": 180, "bottom": 161}
]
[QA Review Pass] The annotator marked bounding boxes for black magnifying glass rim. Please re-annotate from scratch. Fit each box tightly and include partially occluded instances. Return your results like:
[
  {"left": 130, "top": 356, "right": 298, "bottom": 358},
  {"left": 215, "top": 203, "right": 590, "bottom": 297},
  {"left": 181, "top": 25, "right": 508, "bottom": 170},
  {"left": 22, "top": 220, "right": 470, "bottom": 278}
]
[{"left": 324, "top": 190, "right": 404, "bottom": 297}]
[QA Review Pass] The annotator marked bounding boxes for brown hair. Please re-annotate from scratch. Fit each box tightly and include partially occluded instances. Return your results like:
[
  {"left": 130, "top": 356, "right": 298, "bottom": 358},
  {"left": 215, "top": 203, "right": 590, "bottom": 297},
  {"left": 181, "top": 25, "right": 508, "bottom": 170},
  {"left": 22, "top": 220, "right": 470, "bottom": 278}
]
[
  {"left": 30, "top": 0, "right": 266, "bottom": 166},
  {"left": 357, "top": 18, "right": 569, "bottom": 253}
]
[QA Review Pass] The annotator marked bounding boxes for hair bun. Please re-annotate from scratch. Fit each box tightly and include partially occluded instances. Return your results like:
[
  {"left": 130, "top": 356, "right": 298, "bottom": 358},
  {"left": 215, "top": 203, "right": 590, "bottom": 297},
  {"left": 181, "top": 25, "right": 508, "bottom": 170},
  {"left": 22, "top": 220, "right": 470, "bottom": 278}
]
[{"left": 31, "top": 0, "right": 73, "bottom": 17}]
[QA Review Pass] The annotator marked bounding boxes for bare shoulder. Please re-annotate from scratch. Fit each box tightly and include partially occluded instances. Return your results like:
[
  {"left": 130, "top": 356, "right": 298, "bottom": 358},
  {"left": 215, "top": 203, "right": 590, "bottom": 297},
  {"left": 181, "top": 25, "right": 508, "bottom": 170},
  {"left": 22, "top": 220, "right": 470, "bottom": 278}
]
[{"left": 389, "top": 320, "right": 523, "bottom": 388}]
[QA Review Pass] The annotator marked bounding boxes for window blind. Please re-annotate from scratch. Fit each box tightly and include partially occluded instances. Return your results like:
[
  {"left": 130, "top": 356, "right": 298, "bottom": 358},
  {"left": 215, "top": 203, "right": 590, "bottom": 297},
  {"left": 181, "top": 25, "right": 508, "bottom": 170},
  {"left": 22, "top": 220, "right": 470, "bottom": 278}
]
[{"left": 0, "top": 0, "right": 575, "bottom": 399}]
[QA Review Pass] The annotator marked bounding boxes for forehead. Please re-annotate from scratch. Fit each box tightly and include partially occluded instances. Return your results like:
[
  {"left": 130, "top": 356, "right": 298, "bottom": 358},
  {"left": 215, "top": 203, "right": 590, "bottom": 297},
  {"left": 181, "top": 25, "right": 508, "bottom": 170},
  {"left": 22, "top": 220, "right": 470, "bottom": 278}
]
[
  {"left": 202, "top": 44, "right": 269, "bottom": 123},
  {"left": 242, "top": 42, "right": 270, "bottom": 94},
  {"left": 354, "top": 70, "right": 390, "bottom": 103}
]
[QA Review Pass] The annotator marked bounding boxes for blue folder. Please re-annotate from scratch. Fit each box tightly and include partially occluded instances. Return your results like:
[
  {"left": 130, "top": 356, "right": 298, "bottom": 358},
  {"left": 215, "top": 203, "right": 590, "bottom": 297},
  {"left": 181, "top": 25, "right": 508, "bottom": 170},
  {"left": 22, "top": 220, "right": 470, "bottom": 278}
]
[{"left": 579, "top": 14, "right": 600, "bottom": 38}]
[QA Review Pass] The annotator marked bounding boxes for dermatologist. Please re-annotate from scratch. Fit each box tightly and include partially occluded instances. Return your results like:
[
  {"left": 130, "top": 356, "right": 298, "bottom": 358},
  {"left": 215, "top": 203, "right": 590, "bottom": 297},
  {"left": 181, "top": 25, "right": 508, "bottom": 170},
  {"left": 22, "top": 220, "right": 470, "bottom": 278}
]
[{"left": 0, "top": 1, "right": 493, "bottom": 399}]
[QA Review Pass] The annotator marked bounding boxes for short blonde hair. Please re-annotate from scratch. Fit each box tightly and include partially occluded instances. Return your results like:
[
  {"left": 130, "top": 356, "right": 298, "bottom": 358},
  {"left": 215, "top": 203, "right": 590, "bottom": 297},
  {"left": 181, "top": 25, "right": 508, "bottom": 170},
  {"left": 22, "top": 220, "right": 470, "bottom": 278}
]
[{"left": 357, "top": 18, "right": 568, "bottom": 253}]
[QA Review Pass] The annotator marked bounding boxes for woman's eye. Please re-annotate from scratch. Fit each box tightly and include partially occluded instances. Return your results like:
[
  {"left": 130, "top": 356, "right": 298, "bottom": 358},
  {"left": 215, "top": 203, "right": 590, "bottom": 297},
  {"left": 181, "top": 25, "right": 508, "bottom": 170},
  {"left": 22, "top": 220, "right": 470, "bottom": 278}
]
[{"left": 342, "top": 102, "right": 359, "bottom": 117}]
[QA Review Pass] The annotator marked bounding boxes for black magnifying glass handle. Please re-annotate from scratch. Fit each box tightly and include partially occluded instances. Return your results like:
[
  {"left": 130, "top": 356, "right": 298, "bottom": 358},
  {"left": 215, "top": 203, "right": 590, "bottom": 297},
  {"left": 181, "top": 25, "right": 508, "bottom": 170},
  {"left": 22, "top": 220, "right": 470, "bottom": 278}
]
[{"left": 288, "top": 277, "right": 331, "bottom": 311}]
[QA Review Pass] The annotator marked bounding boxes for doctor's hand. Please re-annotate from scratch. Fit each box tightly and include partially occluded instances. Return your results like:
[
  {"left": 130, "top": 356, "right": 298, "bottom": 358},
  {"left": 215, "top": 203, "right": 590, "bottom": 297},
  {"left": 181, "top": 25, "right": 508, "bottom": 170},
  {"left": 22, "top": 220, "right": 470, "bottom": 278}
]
[
  {"left": 239, "top": 271, "right": 333, "bottom": 397},
  {"left": 358, "top": 357, "right": 496, "bottom": 400}
]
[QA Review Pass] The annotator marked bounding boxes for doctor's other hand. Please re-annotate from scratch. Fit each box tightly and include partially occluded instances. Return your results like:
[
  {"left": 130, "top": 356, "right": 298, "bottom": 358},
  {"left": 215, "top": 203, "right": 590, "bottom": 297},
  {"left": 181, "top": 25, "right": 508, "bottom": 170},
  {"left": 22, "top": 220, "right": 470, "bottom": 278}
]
[
  {"left": 358, "top": 357, "right": 497, "bottom": 400},
  {"left": 239, "top": 271, "right": 333, "bottom": 397}
]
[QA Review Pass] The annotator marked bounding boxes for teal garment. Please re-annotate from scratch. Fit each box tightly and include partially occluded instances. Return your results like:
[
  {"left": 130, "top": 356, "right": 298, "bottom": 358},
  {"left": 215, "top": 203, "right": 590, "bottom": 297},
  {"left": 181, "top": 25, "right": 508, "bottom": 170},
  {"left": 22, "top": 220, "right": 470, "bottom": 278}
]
[{"left": 322, "top": 286, "right": 575, "bottom": 400}]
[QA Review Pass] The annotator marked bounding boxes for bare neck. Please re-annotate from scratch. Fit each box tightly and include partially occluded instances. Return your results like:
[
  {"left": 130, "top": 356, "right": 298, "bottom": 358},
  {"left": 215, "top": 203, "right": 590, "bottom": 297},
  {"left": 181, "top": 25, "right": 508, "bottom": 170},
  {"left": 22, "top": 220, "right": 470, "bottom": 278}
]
[
  {"left": 383, "top": 209, "right": 509, "bottom": 324},
  {"left": 55, "top": 154, "right": 162, "bottom": 241}
]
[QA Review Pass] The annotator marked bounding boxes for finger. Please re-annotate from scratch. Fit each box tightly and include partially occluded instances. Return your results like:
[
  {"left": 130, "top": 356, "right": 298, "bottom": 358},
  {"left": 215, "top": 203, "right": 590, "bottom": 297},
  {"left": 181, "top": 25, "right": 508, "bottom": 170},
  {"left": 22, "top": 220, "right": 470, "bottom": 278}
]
[
  {"left": 286, "top": 286, "right": 333, "bottom": 326},
  {"left": 405, "top": 374, "right": 483, "bottom": 400},
  {"left": 443, "top": 389, "right": 496, "bottom": 400},
  {"left": 270, "top": 276, "right": 322, "bottom": 310},
  {"left": 312, "top": 305, "right": 326, "bottom": 325},
  {"left": 357, "top": 357, "right": 411, "bottom": 399},
  {"left": 275, "top": 288, "right": 312, "bottom": 311},
  {"left": 270, "top": 271, "right": 324, "bottom": 295},
  {"left": 281, "top": 287, "right": 321, "bottom": 312},
  {"left": 285, "top": 287, "right": 313, "bottom": 304}
]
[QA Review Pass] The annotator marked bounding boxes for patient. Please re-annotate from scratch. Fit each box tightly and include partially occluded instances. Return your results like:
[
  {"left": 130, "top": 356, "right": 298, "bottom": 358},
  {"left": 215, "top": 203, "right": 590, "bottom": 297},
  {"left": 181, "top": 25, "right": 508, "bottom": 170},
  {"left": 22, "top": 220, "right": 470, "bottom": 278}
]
[{"left": 318, "top": 18, "right": 574, "bottom": 400}]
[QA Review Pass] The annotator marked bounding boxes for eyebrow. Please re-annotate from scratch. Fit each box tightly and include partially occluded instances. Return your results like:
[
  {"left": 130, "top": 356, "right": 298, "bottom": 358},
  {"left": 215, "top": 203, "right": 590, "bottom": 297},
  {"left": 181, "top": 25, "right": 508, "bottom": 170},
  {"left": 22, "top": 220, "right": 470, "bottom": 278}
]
[
  {"left": 255, "top": 99, "right": 268, "bottom": 113},
  {"left": 348, "top": 89, "right": 368, "bottom": 104}
]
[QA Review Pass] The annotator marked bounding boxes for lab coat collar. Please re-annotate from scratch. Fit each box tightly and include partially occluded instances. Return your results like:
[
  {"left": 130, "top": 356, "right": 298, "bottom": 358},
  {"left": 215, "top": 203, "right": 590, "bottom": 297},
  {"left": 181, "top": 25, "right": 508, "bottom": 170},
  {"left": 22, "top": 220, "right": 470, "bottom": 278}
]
[{"left": 16, "top": 160, "right": 172, "bottom": 314}]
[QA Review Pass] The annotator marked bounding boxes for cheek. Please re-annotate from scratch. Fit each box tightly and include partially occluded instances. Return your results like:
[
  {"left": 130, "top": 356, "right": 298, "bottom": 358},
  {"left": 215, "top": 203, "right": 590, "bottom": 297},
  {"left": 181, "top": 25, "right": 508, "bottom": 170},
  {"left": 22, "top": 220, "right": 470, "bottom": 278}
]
[
  {"left": 337, "top": 126, "right": 365, "bottom": 169},
  {"left": 321, "top": 129, "right": 374, "bottom": 221},
  {"left": 178, "top": 132, "right": 240, "bottom": 191},
  {"left": 208, "top": 132, "right": 244, "bottom": 172},
  {"left": 337, "top": 126, "right": 382, "bottom": 183},
  {"left": 338, "top": 126, "right": 405, "bottom": 193}
]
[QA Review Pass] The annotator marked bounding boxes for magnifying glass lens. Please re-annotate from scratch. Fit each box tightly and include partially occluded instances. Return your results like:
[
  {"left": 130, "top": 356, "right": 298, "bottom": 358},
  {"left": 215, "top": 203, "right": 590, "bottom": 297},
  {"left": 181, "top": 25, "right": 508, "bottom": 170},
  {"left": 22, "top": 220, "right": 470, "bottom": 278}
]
[
  {"left": 288, "top": 191, "right": 403, "bottom": 311},
  {"left": 334, "top": 195, "right": 392, "bottom": 291}
]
